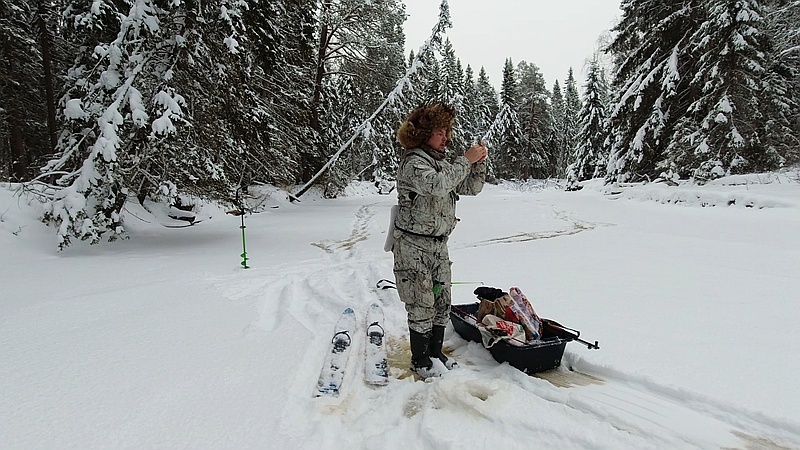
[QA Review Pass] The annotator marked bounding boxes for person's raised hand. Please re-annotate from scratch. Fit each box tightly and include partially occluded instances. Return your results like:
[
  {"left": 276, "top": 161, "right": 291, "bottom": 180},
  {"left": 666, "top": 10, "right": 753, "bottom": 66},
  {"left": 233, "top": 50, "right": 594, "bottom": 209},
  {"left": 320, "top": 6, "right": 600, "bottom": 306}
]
[
  {"left": 477, "top": 140, "right": 488, "bottom": 162},
  {"left": 465, "top": 142, "right": 487, "bottom": 164}
]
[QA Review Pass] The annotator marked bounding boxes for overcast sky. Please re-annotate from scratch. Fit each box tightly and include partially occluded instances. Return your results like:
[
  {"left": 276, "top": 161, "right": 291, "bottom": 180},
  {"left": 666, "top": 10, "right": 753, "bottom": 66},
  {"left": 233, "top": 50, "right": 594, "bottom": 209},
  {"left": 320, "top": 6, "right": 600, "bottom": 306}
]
[{"left": 401, "top": 0, "right": 622, "bottom": 91}]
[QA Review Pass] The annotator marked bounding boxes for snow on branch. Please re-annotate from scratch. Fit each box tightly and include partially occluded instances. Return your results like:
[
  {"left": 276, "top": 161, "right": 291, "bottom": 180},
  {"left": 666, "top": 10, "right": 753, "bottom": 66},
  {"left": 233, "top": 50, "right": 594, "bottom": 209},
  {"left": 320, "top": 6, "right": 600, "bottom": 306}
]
[{"left": 480, "top": 104, "right": 511, "bottom": 146}]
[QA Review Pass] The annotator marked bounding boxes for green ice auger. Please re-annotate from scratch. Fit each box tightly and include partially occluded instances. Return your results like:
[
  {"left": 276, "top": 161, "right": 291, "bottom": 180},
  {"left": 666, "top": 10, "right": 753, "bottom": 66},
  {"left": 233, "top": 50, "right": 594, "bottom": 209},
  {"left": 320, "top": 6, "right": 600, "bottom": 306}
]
[
  {"left": 239, "top": 211, "right": 249, "bottom": 269},
  {"left": 234, "top": 188, "right": 249, "bottom": 269}
]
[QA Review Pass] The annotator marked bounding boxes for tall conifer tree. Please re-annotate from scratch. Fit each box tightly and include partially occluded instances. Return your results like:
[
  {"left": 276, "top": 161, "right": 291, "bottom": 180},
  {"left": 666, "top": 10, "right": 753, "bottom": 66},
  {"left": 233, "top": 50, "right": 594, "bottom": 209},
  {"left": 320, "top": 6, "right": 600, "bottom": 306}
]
[
  {"left": 515, "top": 61, "right": 550, "bottom": 178},
  {"left": 495, "top": 58, "right": 527, "bottom": 179},
  {"left": 605, "top": 1, "right": 705, "bottom": 182},
  {"left": 669, "top": 0, "right": 787, "bottom": 179},
  {"left": 563, "top": 67, "right": 583, "bottom": 175},
  {"left": 475, "top": 66, "right": 499, "bottom": 137},
  {"left": 549, "top": 80, "right": 566, "bottom": 177},
  {"left": 0, "top": 0, "right": 57, "bottom": 180},
  {"left": 42, "top": 0, "right": 286, "bottom": 247},
  {"left": 459, "top": 65, "right": 481, "bottom": 145},
  {"left": 567, "top": 58, "right": 610, "bottom": 185}
]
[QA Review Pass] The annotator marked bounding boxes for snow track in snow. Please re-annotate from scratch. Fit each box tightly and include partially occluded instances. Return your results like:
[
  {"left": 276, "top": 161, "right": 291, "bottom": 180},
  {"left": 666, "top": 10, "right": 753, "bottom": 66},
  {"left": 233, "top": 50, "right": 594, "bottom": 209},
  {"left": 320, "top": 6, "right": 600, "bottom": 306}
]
[
  {"left": 311, "top": 203, "right": 377, "bottom": 257},
  {"left": 528, "top": 364, "right": 800, "bottom": 450},
  {"left": 452, "top": 206, "right": 611, "bottom": 249},
  {"left": 6, "top": 181, "right": 800, "bottom": 449},
  {"left": 218, "top": 193, "right": 800, "bottom": 450},
  {"left": 301, "top": 199, "right": 800, "bottom": 450}
]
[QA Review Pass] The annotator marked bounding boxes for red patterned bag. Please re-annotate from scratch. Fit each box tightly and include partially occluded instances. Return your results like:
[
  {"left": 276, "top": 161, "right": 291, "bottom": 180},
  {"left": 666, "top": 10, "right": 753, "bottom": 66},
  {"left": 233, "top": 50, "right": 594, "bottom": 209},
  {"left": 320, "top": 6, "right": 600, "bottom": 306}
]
[{"left": 508, "top": 287, "right": 543, "bottom": 341}]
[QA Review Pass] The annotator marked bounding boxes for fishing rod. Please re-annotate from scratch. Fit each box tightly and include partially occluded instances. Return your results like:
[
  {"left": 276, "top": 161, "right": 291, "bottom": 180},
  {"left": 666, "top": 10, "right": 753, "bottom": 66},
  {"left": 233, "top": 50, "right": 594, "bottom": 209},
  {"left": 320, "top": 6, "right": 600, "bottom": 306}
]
[{"left": 376, "top": 279, "right": 483, "bottom": 291}]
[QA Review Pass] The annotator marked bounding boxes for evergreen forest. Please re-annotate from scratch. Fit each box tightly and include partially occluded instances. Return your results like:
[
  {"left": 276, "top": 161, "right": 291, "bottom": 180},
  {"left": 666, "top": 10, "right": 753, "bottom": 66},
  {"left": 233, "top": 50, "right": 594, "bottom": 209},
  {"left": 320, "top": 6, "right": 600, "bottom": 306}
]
[{"left": 1, "top": 0, "right": 799, "bottom": 248}]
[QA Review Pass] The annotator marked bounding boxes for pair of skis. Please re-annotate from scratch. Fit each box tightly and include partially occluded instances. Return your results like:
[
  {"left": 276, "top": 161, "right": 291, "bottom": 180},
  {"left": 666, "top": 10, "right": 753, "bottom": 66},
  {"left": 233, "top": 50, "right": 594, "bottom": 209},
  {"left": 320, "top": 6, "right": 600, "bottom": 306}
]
[{"left": 315, "top": 303, "right": 388, "bottom": 397}]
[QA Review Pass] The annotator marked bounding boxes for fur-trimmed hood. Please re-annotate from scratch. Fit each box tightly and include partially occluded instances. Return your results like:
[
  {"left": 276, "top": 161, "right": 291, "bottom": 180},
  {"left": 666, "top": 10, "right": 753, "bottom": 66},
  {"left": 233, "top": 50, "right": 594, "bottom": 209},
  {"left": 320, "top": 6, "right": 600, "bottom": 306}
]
[{"left": 396, "top": 103, "right": 455, "bottom": 149}]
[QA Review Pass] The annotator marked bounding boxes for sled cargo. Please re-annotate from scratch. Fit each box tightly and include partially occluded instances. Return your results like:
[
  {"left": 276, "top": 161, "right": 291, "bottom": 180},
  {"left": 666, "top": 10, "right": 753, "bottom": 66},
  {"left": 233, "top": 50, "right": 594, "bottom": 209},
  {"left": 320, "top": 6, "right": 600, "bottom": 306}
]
[{"left": 450, "top": 303, "right": 599, "bottom": 375}]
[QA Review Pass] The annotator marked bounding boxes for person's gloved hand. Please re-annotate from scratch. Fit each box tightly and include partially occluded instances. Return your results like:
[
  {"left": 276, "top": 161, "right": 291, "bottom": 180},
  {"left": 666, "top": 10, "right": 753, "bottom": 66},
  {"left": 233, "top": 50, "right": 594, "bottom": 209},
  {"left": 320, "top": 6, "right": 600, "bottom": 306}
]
[{"left": 474, "top": 286, "right": 505, "bottom": 300}]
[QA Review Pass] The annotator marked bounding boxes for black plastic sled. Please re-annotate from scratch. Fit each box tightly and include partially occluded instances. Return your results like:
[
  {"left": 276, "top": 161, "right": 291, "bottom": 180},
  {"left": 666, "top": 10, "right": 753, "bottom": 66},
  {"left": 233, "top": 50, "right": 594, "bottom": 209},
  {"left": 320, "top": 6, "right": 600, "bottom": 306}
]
[{"left": 450, "top": 303, "right": 599, "bottom": 375}]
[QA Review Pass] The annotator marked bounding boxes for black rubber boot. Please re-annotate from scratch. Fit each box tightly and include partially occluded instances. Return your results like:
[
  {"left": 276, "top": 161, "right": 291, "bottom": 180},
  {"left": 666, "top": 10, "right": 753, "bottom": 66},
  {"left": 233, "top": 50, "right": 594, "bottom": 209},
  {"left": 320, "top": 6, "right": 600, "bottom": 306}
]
[
  {"left": 409, "top": 329, "right": 432, "bottom": 369},
  {"left": 429, "top": 325, "right": 457, "bottom": 369},
  {"left": 409, "top": 329, "right": 441, "bottom": 379}
]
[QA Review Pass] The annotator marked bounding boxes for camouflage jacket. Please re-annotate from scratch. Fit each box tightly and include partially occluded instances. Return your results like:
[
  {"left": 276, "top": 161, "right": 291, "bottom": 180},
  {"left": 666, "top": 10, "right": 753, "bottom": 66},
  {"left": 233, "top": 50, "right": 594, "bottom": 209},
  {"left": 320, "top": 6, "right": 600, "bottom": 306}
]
[{"left": 394, "top": 147, "right": 486, "bottom": 238}]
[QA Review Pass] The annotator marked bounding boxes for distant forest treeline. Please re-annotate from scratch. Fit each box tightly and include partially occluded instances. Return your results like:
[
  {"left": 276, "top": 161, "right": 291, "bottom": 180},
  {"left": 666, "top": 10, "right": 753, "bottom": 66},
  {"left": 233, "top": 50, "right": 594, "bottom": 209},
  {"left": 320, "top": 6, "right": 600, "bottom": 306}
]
[{"left": 1, "top": 0, "right": 798, "bottom": 247}]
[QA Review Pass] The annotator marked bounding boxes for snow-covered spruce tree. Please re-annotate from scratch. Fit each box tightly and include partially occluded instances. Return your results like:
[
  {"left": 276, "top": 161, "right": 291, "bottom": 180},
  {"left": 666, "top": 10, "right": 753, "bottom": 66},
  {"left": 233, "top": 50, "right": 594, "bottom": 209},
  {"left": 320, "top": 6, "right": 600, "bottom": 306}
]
[
  {"left": 669, "top": 0, "right": 793, "bottom": 180},
  {"left": 562, "top": 68, "right": 583, "bottom": 176},
  {"left": 401, "top": 50, "right": 425, "bottom": 107},
  {"left": 548, "top": 79, "right": 566, "bottom": 177},
  {"left": 763, "top": 0, "right": 800, "bottom": 90},
  {"left": 605, "top": 0, "right": 706, "bottom": 183},
  {"left": 515, "top": 60, "right": 551, "bottom": 179},
  {"left": 474, "top": 66, "right": 499, "bottom": 133},
  {"left": 492, "top": 57, "right": 516, "bottom": 178},
  {"left": 401, "top": 37, "right": 465, "bottom": 155},
  {"left": 174, "top": 0, "right": 304, "bottom": 195},
  {"left": 41, "top": 0, "right": 267, "bottom": 248},
  {"left": 42, "top": 0, "right": 167, "bottom": 248},
  {"left": 567, "top": 57, "right": 610, "bottom": 186},
  {"left": 761, "top": 0, "right": 800, "bottom": 164},
  {"left": 458, "top": 65, "right": 481, "bottom": 146},
  {"left": 438, "top": 38, "right": 471, "bottom": 154},
  {"left": 441, "top": 39, "right": 464, "bottom": 102},
  {"left": 242, "top": 0, "right": 316, "bottom": 186},
  {"left": 499, "top": 59, "right": 516, "bottom": 110},
  {"left": 0, "top": 0, "right": 56, "bottom": 180},
  {"left": 493, "top": 58, "right": 529, "bottom": 180},
  {"left": 471, "top": 66, "right": 498, "bottom": 179},
  {"left": 413, "top": 51, "right": 446, "bottom": 106}
]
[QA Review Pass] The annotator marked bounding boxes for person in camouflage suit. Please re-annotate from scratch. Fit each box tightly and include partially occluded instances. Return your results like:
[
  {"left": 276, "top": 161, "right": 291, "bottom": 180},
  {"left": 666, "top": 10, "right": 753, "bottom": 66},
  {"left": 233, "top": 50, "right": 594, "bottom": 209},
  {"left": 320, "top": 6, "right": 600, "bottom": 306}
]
[{"left": 391, "top": 103, "right": 488, "bottom": 378}]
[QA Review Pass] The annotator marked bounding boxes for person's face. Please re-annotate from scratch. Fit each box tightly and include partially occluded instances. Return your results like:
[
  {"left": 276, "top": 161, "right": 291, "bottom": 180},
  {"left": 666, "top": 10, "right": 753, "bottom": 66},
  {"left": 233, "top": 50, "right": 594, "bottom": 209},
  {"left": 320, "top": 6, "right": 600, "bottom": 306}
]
[{"left": 426, "top": 128, "right": 448, "bottom": 151}]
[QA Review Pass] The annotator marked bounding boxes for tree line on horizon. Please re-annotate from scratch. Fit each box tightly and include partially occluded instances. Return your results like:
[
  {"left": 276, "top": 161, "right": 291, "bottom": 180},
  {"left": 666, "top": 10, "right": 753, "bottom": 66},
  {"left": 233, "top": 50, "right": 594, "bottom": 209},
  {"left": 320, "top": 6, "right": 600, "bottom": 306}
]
[{"left": 1, "top": 0, "right": 798, "bottom": 248}]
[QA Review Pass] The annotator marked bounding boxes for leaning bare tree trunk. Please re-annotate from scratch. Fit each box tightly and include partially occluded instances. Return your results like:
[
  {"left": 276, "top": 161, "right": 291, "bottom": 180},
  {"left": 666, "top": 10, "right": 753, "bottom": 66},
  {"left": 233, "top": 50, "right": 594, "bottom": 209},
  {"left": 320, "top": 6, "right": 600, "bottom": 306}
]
[
  {"left": 310, "top": 22, "right": 328, "bottom": 133},
  {"left": 36, "top": 0, "right": 57, "bottom": 153},
  {"left": 8, "top": 108, "right": 28, "bottom": 180},
  {"left": 303, "top": 1, "right": 332, "bottom": 182}
]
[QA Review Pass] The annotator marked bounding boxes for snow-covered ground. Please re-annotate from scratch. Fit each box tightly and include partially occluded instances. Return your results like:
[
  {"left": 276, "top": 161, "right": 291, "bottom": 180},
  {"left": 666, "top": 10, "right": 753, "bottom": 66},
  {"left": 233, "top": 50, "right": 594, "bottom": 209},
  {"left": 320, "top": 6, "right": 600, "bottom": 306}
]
[{"left": 2, "top": 173, "right": 800, "bottom": 449}]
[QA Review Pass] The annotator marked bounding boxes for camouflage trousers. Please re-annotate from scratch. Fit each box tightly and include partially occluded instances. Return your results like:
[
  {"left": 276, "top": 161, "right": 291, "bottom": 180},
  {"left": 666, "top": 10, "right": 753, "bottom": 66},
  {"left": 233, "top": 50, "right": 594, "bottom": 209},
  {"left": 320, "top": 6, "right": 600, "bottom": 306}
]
[{"left": 391, "top": 231, "right": 452, "bottom": 334}]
